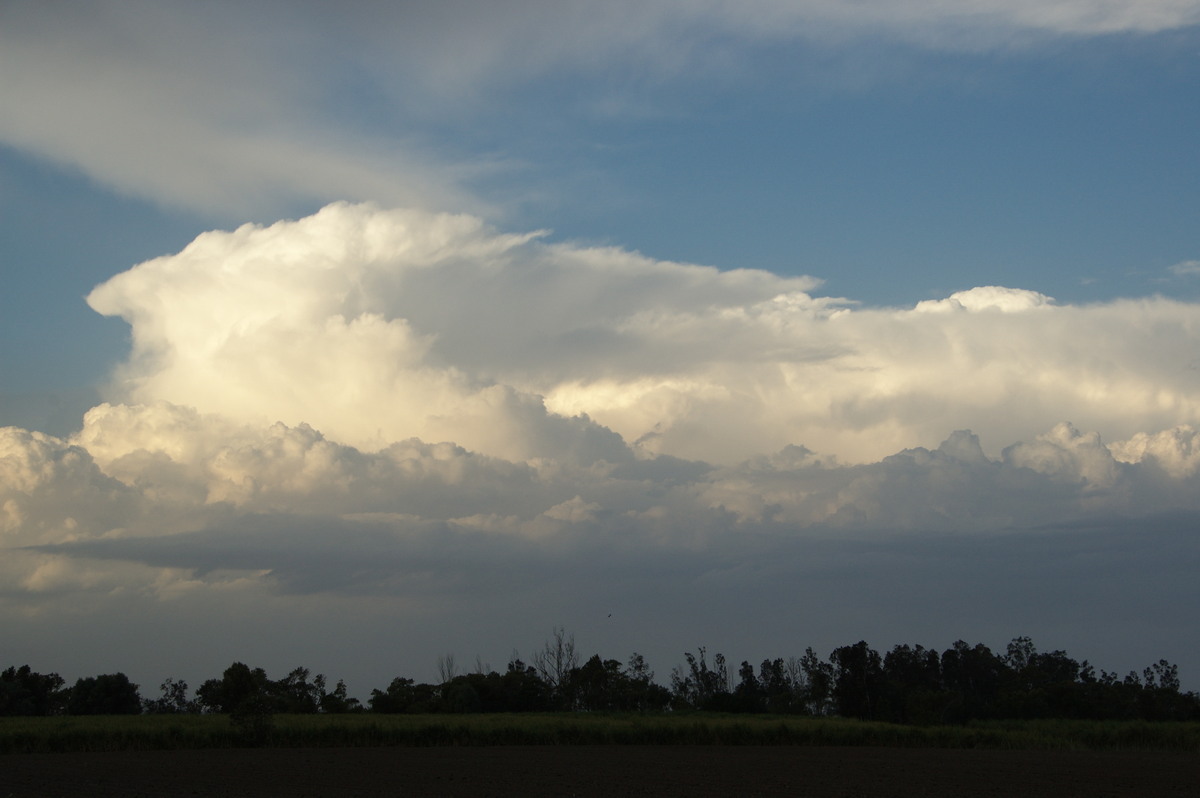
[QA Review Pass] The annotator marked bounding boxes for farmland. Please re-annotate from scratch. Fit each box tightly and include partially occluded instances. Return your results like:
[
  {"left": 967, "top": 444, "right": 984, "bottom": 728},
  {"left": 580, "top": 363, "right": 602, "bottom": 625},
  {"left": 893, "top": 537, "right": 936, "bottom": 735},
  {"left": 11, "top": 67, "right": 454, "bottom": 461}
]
[
  {"left": 3, "top": 714, "right": 1196, "bottom": 797},
  {"left": 2, "top": 712, "right": 1198, "bottom": 753}
]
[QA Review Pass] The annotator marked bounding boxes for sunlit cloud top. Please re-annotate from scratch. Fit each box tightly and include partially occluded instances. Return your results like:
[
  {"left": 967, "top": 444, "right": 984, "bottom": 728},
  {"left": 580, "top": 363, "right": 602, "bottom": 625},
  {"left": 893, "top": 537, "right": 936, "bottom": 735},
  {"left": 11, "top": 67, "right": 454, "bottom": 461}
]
[{"left": 84, "top": 203, "right": 1200, "bottom": 465}]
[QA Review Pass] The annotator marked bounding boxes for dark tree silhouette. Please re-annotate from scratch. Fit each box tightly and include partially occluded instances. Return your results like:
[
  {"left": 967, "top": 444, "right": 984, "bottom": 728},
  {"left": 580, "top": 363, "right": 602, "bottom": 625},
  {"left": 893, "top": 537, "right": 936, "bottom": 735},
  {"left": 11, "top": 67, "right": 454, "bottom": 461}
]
[
  {"left": 671, "top": 648, "right": 730, "bottom": 710},
  {"left": 0, "top": 665, "right": 66, "bottom": 716},
  {"left": 67, "top": 673, "right": 142, "bottom": 715},
  {"left": 829, "top": 642, "right": 883, "bottom": 720},
  {"left": 7, "top": 631, "right": 1198, "bottom": 722},
  {"left": 532, "top": 626, "right": 578, "bottom": 707},
  {"left": 143, "top": 677, "right": 197, "bottom": 714},
  {"left": 940, "top": 641, "right": 1004, "bottom": 722},
  {"left": 799, "top": 647, "right": 835, "bottom": 716},
  {"left": 564, "top": 654, "right": 671, "bottom": 712},
  {"left": 881, "top": 644, "right": 943, "bottom": 724}
]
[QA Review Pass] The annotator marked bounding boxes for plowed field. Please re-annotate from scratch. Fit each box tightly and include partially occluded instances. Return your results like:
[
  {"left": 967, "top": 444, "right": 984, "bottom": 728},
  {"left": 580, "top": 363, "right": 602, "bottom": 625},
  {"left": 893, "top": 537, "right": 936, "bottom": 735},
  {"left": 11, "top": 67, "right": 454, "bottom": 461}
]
[{"left": 3, "top": 745, "right": 1197, "bottom": 797}]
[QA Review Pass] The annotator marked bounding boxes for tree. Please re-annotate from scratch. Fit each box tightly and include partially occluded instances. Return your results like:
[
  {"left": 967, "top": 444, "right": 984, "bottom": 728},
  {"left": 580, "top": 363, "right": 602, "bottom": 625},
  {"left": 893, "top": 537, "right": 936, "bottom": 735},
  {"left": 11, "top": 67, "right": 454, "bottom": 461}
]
[
  {"left": 1143, "top": 660, "right": 1181, "bottom": 692},
  {"left": 731, "top": 660, "right": 765, "bottom": 713},
  {"left": 0, "top": 666, "right": 67, "bottom": 716},
  {"left": 798, "top": 647, "right": 834, "bottom": 716},
  {"left": 670, "top": 648, "right": 730, "bottom": 710},
  {"left": 940, "top": 641, "right": 1004, "bottom": 722},
  {"left": 369, "top": 677, "right": 438, "bottom": 713},
  {"left": 194, "top": 663, "right": 277, "bottom": 743},
  {"left": 622, "top": 654, "right": 671, "bottom": 712},
  {"left": 1004, "top": 636, "right": 1036, "bottom": 673},
  {"left": 564, "top": 655, "right": 622, "bottom": 711},
  {"left": 881, "top": 644, "right": 943, "bottom": 724},
  {"left": 196, "top": 662, "right": 272, "bottom": 714},
  {"left": 563, "top": 654, "right": 670, "bottom": 712},
  {"left": 143, "top": 677, "right": 198, "bottom": 714},
  {"left": 626, "top": 652, "right": 654, "bottom": 684},
  {"left": 440, "top": 675, "right": 483, "bottom": 713},
  {"left": 754, "top": 658, "right": 799, "bottom": 713},
  {"left": 320, "top": 679, "right": 361, "bottom": 713},
  {"left": 500, "top": 658, "right": 552, "bottom": 712},
  {"left": 829, "top": 642, "right": 883, "bottom": 720},
  {"left": 436, "top": 653, "right": 459, "bottom": 684},
  {"left": 532, "top": 627, "right": 578, "bottom": 706},
  {"left": 272, "top": 667, "right": 322, "bottom": 713},
  {"left": 67, "top": 673, "right": 142, "bottom": 715}
]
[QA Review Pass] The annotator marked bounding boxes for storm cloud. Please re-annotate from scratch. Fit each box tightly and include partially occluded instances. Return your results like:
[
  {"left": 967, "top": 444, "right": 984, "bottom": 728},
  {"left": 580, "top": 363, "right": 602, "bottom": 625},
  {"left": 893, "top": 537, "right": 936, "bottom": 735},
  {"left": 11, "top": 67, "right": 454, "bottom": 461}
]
[
  {"left": 2, "top": 202, "right": 1199, "bottom": 690},
  {"left": 3, "top": 2, "right": 1199, "bottom": 695}
]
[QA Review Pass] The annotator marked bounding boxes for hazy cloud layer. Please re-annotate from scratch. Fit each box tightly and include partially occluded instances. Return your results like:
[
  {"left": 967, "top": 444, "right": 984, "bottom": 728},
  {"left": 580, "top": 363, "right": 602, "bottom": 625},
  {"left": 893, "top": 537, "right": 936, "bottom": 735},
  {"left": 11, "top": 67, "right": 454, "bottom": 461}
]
[
  {"left": 7, "top": 405, "right": 1200, "bottom": 600},
  {"left": 5, "top": 405, "right": 1200, "bottom": 689}
]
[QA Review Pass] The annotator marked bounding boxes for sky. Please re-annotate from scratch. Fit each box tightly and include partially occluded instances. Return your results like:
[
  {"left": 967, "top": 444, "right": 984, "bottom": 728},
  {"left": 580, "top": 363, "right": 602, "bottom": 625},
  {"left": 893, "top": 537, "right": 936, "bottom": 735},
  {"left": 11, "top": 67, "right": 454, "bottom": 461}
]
[{"left": 2, "top": 1, "right": 1200, "bottom": 698}]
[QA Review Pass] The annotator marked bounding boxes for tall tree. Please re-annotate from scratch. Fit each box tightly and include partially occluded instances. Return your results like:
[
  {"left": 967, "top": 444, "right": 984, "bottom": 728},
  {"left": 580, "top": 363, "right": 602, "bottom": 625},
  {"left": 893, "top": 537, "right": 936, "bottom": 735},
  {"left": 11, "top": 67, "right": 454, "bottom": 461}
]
[
  {"left": 881, "top": 644, "right": 943, "bottom": 724},
  {"left": 799, "top": 647, "right": 834, "bottom": 716},
  {"left": 532, "top": 627, "right": 578, "bottom": 706},
  {"left": 940, "top": 641, "right": 1004, "bottom": 722},
  {"left": 671, "top": 648, "right": 730, "bottom": 710},
  {"left": 829, "top": 642, "right": 883, "bottom": 720}
]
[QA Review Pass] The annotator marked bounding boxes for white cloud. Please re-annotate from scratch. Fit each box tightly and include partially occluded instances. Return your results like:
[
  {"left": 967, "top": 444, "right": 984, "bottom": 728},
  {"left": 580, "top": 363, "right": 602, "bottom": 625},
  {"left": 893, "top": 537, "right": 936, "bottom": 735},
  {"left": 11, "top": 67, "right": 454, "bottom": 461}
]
[
  {"left": 911, "top": 286, "right": 1055, "bottom": 314},
  {"left": 5, "top": 1, "right": 1200, "bottom": 696},
  {"left": 84, "top": 203, "right": 1200, "bottom": 466},
  {"left": 0, "top": 2, "right": 486, "bottom": 216},
  {"left": 0, "top": 427, "right": 138, "bottom": 547},
  {"left": 1170, "top": 259, "right": 1200, "bottom": 276},
  {"left": 13, "top": 199, "right": 1189, "bottom": 608},
  {"left": 5, "top": 199, "right": 1200, "bottom": 687},
  {"left": 1110, "top": 424, "right": 1200, "bottom": 478},
  {"left": 6, "top": 399, "right": 1200, "bottom": 689},
  {"left": 2, "top": 406, "right": 1198, "bottom": 610}
]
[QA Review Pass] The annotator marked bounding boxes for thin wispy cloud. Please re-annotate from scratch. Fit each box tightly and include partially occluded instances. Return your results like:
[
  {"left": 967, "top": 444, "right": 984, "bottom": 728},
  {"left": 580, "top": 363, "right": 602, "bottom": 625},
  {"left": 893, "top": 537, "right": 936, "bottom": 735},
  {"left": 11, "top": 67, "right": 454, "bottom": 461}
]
[{"left": 4, "top": 1, "right": 1197, "bottom": 215}]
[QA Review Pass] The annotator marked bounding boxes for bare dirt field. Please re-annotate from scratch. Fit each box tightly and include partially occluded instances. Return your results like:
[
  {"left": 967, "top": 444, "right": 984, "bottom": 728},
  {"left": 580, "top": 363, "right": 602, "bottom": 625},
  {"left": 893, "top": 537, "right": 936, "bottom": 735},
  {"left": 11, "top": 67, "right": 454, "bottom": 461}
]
[{"left": 2, "top": 745, "right": 1197, "bottom": 797}]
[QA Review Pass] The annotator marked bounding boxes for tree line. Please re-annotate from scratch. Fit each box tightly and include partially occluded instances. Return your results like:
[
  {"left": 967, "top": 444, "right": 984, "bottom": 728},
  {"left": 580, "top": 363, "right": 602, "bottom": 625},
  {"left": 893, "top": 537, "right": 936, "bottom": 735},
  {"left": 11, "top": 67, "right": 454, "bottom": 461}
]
[{"left": 4, "top": 633, "right": 1197, "bottom": 724}]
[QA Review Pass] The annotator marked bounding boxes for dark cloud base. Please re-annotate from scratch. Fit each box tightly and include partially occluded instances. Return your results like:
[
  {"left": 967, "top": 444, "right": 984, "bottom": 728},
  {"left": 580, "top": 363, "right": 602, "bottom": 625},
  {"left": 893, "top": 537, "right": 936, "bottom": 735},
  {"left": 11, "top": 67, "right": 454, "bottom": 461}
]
[{"left": 20, "top": 509, "right": 1200, "bottom": 695}]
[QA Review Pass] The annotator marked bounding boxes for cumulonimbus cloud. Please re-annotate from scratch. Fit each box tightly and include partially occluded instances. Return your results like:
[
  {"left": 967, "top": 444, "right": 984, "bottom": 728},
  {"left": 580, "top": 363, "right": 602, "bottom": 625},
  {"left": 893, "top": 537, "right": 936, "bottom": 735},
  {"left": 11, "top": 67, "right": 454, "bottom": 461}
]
[
  {"left": 0, "top": 200, "right": 1198, "bottom": 673},
  {"left": 6, "top": 3, "right": 1200, "bottom": 692},
  {"left": 4, "top": 197, "right": 1200, "bottom": 687},
  {"left": 85, "top": 202, "right": 1200, "bottom": 466}
]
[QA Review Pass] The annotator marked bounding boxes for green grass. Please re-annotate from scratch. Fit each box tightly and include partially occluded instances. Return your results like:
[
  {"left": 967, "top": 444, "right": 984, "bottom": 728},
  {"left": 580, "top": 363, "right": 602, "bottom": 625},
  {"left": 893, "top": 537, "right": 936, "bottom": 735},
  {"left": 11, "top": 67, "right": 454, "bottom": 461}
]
[{"left": 2, "top": 713, "right": 1198, "bottom": 754}]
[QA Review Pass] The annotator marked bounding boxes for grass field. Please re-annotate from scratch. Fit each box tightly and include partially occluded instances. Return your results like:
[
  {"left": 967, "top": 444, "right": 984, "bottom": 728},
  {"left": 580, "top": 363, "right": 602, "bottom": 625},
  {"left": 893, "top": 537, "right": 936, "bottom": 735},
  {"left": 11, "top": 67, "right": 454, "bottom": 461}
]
[{"left": 3, "top": 713, "right": 1199, "bottom": 754}]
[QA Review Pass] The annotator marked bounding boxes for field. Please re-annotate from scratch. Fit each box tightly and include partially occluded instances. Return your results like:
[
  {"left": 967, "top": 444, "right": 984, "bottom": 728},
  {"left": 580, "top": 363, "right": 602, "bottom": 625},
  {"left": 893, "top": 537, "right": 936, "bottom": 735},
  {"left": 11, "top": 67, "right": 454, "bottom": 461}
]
[
  {"left": 2, "top": 715, "right": 1197, "bottom": 797},
  {"left": 2, "top": 712, "right": 1199, "bottom": 753}
]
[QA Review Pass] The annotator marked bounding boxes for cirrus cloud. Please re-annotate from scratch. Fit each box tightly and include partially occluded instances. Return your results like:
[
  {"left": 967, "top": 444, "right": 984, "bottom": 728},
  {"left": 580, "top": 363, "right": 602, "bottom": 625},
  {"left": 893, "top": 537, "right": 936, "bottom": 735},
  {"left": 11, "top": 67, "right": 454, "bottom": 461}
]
[{"left": 3, "top": 1, "right": 1197, "bottom": 215}]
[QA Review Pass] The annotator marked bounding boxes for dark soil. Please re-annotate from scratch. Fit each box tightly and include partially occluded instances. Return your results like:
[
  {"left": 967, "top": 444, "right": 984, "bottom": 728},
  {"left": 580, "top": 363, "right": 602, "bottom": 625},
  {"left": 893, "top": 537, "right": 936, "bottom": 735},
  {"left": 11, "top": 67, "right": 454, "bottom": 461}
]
[{"left": 2, "top": 745, "right": 1196, "bottom": 797}]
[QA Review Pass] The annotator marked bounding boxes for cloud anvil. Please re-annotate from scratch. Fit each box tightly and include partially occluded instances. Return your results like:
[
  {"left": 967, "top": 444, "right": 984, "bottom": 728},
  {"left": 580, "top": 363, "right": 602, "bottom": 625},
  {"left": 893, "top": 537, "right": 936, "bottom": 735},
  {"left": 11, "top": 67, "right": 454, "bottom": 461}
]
[{"left": 3, "top": 205, "right": 1199, "bottom": 679}]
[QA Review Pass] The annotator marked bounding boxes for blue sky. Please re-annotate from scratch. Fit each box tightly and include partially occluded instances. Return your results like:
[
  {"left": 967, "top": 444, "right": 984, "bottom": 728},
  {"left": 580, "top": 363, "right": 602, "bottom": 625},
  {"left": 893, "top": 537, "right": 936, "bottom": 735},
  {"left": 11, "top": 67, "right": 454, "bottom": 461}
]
[{"left": 2, "top": 2, "right": 1200, "bottom": 695}]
